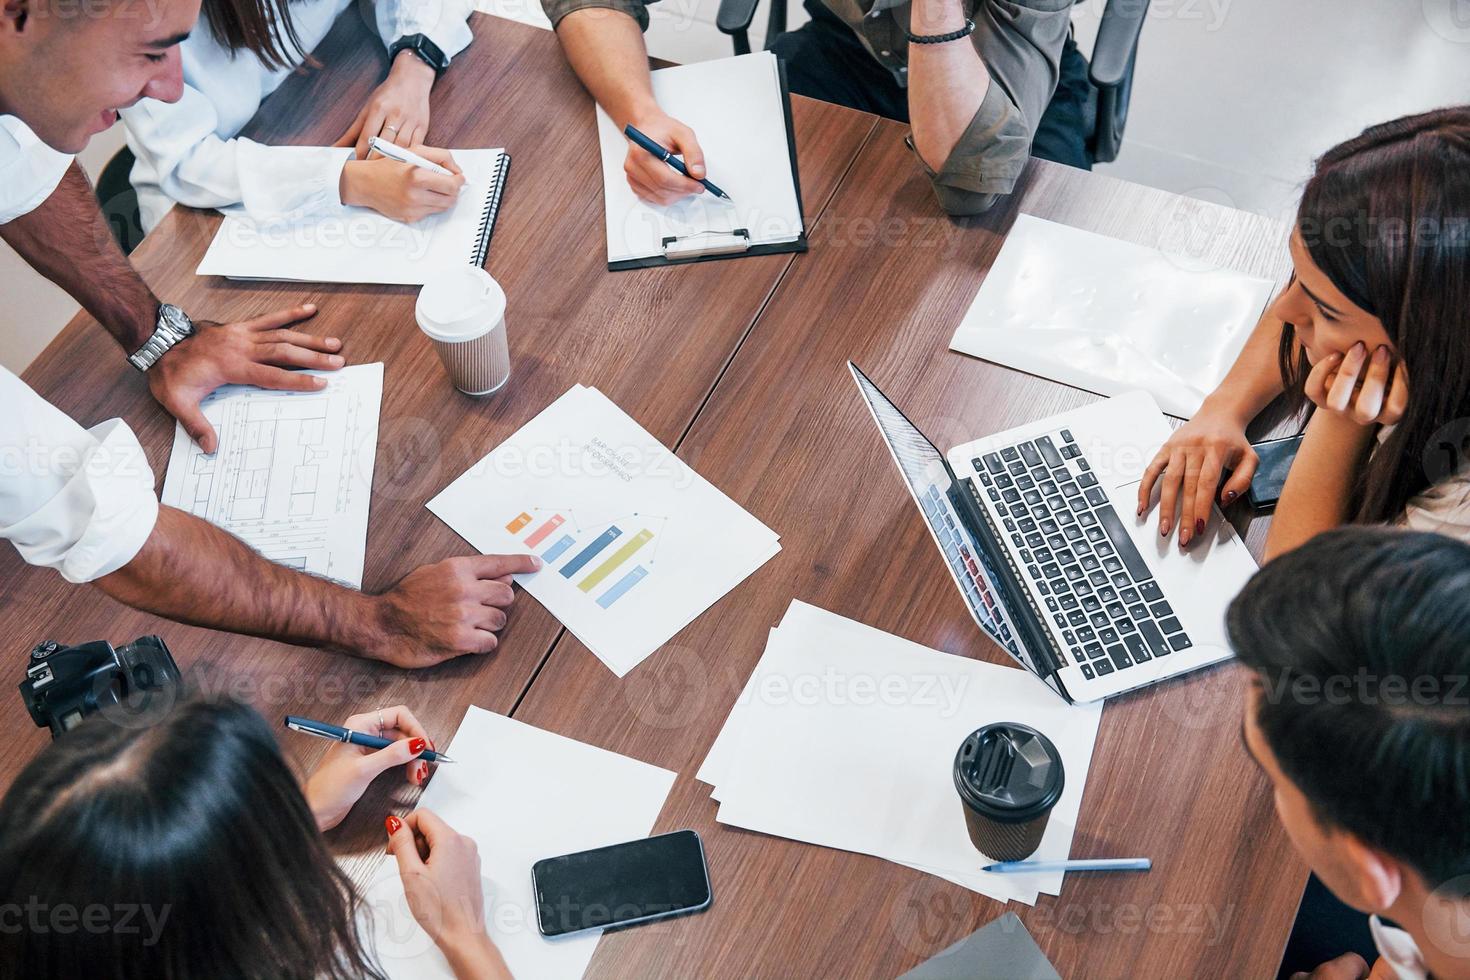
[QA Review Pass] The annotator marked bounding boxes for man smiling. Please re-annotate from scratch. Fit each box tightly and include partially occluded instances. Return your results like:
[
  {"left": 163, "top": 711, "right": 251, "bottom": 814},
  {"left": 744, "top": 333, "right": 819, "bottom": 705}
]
[
  {"left": 0, "top": 0, "right": 536, "bottom": 666},
  {"left": 1229, "top": 527, "right": 1470, "bottom": 980}
]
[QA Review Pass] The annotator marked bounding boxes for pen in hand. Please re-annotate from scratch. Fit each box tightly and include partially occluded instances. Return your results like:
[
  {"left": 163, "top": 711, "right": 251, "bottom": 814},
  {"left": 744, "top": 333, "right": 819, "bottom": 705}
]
[
  {"left": 366, "top": 136, "right": 455, "bottom": 177},
  {"left": 623, "top": 124, "right": 734, "bottom": 204},
  {"left": 285, "top": 715, "right": 455, "bottom": 763}
]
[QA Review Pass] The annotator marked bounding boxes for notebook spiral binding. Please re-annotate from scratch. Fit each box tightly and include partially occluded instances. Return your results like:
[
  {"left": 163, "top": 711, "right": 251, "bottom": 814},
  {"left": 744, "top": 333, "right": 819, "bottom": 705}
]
[
  {"left": 964, "top": 479, "right": 1066, "bottom": 673},
  {"left": 469, "top": 152, "right": 512, "bottom": 269}
]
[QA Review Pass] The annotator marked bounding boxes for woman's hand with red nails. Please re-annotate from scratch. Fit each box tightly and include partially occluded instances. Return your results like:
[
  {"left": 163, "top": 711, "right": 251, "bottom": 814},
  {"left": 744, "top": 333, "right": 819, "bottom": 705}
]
[
  {"left": 304, "top": 705, "right": 435, "bottom": 832},
  {"left": 1137, "top": 398, "right": 1258, "bottom": 548}
]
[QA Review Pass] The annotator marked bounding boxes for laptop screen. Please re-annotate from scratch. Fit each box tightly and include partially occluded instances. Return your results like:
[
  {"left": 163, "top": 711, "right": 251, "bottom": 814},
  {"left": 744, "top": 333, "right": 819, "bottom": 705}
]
[{"left": 849, "top": 363, "right": 1024, "bottom": 663}]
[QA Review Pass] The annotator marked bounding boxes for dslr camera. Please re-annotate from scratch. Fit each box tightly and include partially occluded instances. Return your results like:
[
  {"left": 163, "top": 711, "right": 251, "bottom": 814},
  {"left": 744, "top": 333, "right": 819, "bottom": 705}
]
[{"left": 20, "top": 636, "right": 182, "bottom": 738}]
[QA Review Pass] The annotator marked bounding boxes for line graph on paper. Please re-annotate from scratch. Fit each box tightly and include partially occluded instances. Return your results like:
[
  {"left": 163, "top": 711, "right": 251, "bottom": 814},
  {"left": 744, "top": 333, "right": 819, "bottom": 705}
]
[{"left": 160, "top": 364, "right": 384, "bottom": 589}]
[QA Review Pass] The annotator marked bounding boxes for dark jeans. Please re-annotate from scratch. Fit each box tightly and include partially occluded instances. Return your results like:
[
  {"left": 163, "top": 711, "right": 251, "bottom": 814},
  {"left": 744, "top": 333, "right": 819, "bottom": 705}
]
[{"left": 769, "top": 0, "right": 1094, "bottom": 170}]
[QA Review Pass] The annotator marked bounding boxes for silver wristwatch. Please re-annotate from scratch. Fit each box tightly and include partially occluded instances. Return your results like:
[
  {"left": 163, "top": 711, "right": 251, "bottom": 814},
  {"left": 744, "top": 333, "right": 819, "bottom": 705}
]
[{"left": 128, "top": 303, "right": 195, "bottom": 371}]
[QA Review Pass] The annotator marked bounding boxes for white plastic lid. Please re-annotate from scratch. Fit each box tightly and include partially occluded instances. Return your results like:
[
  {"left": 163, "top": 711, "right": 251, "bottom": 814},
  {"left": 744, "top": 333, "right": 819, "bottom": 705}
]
[{"left": 415, "top": 266, "right": 506, "bottom": 343}]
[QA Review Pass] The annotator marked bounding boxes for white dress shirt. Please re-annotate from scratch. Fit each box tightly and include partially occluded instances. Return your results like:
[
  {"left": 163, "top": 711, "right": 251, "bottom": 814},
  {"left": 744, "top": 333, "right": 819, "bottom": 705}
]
[
  {"left": 1370, "top": 916, "right": 1430, "bottom": 980},
  {"left": 1, "top": 117, "right": 160, "bottom": 584},
  {"left": 0, "top": 115, "right": 72, "bottom": 224},
  {"left": 120, "top": 0, "right": 473, "bottom": 232}
]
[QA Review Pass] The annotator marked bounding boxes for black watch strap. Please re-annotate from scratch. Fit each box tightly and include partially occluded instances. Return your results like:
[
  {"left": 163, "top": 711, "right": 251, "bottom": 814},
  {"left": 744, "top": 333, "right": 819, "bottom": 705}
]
[
  {"left": 905, "top": 19, "right": 976, "bottom": 44},
  {"left": 390, "top": 34, "right": 449, "bottom": 77}
]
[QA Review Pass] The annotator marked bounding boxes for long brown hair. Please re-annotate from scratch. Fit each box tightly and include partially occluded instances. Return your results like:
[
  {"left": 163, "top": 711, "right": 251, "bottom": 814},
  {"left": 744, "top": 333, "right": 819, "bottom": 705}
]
[
  {"left": 1278, "top": 107, "right": 1470, "bottom": 524},
  {"left": 0, "top": 698, "right": 386, "bottom": 980},
  {"left": 201, "top": 0, "right": 311, "bottom": 71}
]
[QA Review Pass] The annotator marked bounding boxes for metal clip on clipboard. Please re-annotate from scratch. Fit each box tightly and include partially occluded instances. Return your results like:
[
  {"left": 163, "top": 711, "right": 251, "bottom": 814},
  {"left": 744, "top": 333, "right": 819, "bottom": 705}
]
[{"left": 661, "top": 229, "right": 752, "bottom": 261}]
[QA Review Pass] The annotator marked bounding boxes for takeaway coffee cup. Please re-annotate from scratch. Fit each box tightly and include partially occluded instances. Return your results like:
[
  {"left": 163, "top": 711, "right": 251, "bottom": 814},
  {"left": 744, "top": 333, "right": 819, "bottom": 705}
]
[
  {"left": 416, "top": 266, "right": 510, "bottom": 396},
  {"left": 953, "top": 722, "right": 1064, "bottom": 862}
]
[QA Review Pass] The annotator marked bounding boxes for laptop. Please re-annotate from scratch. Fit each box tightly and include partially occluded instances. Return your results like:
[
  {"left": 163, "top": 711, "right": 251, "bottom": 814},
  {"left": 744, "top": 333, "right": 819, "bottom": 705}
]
[{"left": 850, "top": 362, "right": 1259, "bottom": 703}]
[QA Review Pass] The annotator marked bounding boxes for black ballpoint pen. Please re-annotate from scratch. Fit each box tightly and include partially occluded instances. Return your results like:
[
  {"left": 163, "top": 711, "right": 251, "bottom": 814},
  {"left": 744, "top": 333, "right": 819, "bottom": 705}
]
[{"left": 624, "top": 124, "right": 735, "bottom": 203}]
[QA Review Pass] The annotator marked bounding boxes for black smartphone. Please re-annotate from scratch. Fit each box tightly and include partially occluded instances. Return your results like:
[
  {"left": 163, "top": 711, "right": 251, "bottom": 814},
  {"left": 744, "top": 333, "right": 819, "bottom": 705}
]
[
  {"left": 1247, "top": 433, "right": 1306, "bottom": 511},
  {"left": 532, "top": 829, "right": 712, "bottom": 938}
]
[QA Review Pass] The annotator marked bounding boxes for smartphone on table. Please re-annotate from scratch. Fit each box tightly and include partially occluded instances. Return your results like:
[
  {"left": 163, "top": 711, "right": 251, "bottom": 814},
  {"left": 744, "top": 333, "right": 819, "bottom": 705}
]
[
  {"left": 532, "top": 829, "right": 712, "bottom": 938},
  {"left": 1247, "top": 433, "right": 1306, "bottom": 511}
]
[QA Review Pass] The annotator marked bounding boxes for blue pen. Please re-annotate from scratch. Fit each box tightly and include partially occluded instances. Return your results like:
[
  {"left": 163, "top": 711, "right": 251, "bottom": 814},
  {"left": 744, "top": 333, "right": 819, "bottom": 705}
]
[
  {"left": 284, "top": 715, "right": 455, "bottom": 764},
  {"left": 623, "top": 124, "right": 734, "bottom": 203},
  {"left": 982, "top": 857, "right": 1151, "bottom": 874}
]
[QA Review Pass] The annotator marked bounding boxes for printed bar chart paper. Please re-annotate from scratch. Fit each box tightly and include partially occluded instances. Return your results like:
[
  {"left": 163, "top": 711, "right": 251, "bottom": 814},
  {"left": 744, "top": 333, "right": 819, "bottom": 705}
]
[{"left": 428, "top": 385, "right": 781, "bottom": 676}]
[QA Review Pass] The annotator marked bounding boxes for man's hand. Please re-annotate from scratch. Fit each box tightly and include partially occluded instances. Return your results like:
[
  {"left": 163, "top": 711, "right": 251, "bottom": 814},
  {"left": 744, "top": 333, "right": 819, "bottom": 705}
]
[
  {"left": 148, "top": 304, "right": 344, "bottom": 453},
  {"left": 1289, "top": 952, "right": 1370, "bottom": 980},
  {"left": 337, "top": 51, "right": 437, "bottom": 159},
  {"left": 624, "top": 110, "right": 708, "bottom": 205},
  {"left": 367, "top": 554, "right": 542, "bottom": 669}
]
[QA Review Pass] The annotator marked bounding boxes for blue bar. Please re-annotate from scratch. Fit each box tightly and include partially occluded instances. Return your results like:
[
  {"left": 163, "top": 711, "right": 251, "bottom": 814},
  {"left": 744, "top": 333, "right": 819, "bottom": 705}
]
[
  {"left": 596, "top": 565, "right": 649, "bottom": 608},
  {"left": 541, "top": 534, "right": 577, "bottom": 564},
  {"left": 561, "top": 526, "right": 622, "bottom": 578}
]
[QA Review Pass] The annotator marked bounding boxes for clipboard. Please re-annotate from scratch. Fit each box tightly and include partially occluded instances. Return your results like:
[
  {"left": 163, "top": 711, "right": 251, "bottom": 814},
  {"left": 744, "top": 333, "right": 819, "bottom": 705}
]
[{"left": 603, "top": 55, "right": 807, "bottom": 271}]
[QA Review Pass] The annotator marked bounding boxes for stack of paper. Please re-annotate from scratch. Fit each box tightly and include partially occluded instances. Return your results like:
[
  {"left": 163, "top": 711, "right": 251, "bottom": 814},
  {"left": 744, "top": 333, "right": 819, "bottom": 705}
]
[
  {"left": 949, "top": 214, "right": 1278, "bottom": 418},
  {"left": 699, "top": 601, "right": 1104, "bottom": 905},
  {"left": 429, "top": 385, "right": 781, "bottom": 676},
  {"left": 358, "top": 707, "right": 677, "bottom": 980}
]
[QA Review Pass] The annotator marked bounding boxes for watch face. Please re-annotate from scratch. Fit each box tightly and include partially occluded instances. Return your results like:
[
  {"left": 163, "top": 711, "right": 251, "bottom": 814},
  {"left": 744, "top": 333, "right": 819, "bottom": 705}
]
[{"left": 159, "top": 304, "right": 194, "bottom": 338}]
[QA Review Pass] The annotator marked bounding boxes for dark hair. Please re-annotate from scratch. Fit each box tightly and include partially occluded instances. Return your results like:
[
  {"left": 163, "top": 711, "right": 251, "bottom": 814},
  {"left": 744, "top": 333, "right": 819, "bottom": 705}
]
[
  {"left": 0, "top": 698, "right": 386, "bottom": 980},
  {"left": 1279, "top": 106, "right": 1470, "bottom": 524},
  {"left": 200, "top": 0, "right": 310, "bottom": 71},
  {"left": 1227, "top": 526, "right": 1470, "bottom": 895}
]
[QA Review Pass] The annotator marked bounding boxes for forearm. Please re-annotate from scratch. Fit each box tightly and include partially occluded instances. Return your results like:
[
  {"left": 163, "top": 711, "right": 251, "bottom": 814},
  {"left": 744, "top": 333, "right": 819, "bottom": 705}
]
[
  {"left": 1264, "top": 411, "right": 1376, "bottom": 560},
  {"left": 906, "top": 0, "right": 989, "bottom": 171},
  {"left": 1201, "top": 308, "right": 1290, "bottom": 425},
  {"left": 555, "top": 9, "right": 658, "bottom": 126},
  {"left": 0, "top": 163, "right": 156, "bottom": 350},
  {"left": 95, "top": 506, "right": 382, "bottom": 653},
  {"left": 441, "top": 932, "right": 512, "bottom": 980}
]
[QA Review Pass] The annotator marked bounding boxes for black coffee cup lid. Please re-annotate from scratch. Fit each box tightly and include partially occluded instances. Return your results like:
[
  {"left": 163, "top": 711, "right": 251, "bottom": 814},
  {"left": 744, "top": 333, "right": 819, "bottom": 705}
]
[{"left": 953, "top": 723, "right": 1064, "bottom": 823}]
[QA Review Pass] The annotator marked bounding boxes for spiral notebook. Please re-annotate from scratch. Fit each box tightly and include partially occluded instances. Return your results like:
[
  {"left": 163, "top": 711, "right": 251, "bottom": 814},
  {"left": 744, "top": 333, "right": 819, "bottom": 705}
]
[{"left": 196, "top": 148, "right": 510, "bottom": 285}]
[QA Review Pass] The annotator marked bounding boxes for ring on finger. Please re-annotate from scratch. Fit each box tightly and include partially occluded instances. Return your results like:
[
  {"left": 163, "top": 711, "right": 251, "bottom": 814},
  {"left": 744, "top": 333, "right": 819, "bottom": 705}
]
[{"left": 378, "top": 710, "right": 385, "bottom": 738}]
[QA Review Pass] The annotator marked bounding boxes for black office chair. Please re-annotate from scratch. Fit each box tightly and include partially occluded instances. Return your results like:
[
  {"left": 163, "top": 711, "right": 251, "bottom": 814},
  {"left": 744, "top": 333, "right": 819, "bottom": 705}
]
[
  {"left": 716, "top": 0, "right": 1147, "bottom": 164},
  {"left": 95, "top": 145, "right": 145, "bottom": 256}
]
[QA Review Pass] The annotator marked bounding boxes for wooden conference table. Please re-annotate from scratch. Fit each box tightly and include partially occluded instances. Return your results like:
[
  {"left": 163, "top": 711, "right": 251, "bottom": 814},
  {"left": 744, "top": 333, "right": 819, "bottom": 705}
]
[{"left": 0, "top": 12, "right": 1302, "bottom": 979}]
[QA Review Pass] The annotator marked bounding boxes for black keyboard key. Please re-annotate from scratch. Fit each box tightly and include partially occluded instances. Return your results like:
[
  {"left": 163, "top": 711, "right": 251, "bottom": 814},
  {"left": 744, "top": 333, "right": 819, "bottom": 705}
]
[
  {"left": 1077, "top": 472, "right": 1098, "bottom": 488},
  {"left": 1039, "top": 519, "right": 1059, "bottom": 534},
  {"left": 1078, "top": 512, "right": 1097, "bottom": 527},
  {"left": 1019, "top": 442, "right": 1042, "bottom": 466},
  {"left": 1001, "top": 447, "right": 1019, "bottom": 461},
  {"left": 1121, "top": 587, "right": 1141, "bottom": 604},
  {"left": 1108, "top": 644, "right": 1132, "bottom": 670},
  {"left": 1081, "top": 662, "right": 1094, "bottom": 680},
  {"left": 1002, "top": 488, "right": 1021, "bottom": 504},
  {"left": 1139, "top": 620, "right": 1170, "bottom": 657},
  {"left": 988, "top": 488, "right": 1002, "bottom": 502},
  {"left": 1037, "top": 579, "right": 1050, "bottom": 595},
  {"left": 1019, "top": 518, "right": 1037, "bottom": 533},
  {"left": 1045, "top": 597, "right": 1059, "bottom": 612},
  {"left": 1081, "top": 555, "right": 1101, "bottom": 571},
  {"left": 1127, "top": 603, "right": 1149, "bottom": 622},
  {"left": 1083, "top": 596, "right": 1101, "bottom": 612},
  {"left": 996, "top": 473, "right": 1014, "bottom": 488},
  {"left": 982, "top": 453, "right": 1004, "bottom": 474},
  {"left": 1062, "top": 443, "right": 1082, "bottom": 459},
  {"left": 1047, "top": 534, "right": 1067, "bottom": 550},
  {"left": 1089, "top": 571, "right": 1109, "bottom": 587},
  {"left": 1038, "top": 480, "right": 1058, "bottom": 496},
  {"left": 1063, "top": 629, "right": 1076, "bottom": 646},
  {"left": 1095, "top": 505, "right": 1154, "bottom": 584},
  {"left": 1085, "top": 643, "right": 1108, "bottom": 660},
  {"left": 1061, "top": 429, "right": 1074, "bottom": 443},
  {"left": 1094, "top": 542, "right": 1114, "bottom": 557},
  {"left": 1026, "top": 564, "right": 1041, "bottom": 580},
  {"left": 1064, "top": 565, "right": 1085, "bottom": 582},
  {"left": 1159, "top": 616, "right": 1183, "bottom": 635},
  {"left": 1085, "top": 487, "right": 1108, "bottom": 506},
  {"left": 1062, "top": 482, "right": 1082, "bottom": 498},
  {"left": 1103, "top": 557, "right": 1123, "bottom": 574},
  {"left": 1041, "top": 562, "right": 1061, "bottom": 579},
  {"left": 1046, "top": 495, "right": 1066, "bottom": 512},
  {"left": 1011, "top": 533, "right": 1024, "bottom": 548},
  {"left": 1003, "top": 517, "right": 1016, "bottom": 531},
  {"left": 1055, "top": 549, "right": 1076, "bottom": 564},
  {"left": 1024, "top": 490, "right": 1043, "bottom": 506},
  {"left": 1149, "top": 600, "right": 1173, "bottom": 618},
  {"left": 1033, "top": 548, "right": 1051, "bottom": 563},
  {"left": 1077, "top": 626, "right": 1096, "bottom": 642},
  {"left": 1067, "top": 610, "right": 1087, "bottom": 627},
  {"left": 1118, "top": 618, "right": 1137, "bottom": 634},
  {"left": 1111, "top": 573, "right": 1131, "bottom": 588},
  {"left": 1060, "top": 595, "right": 1079, "bottom": 610},
  {"left": 1098, "top": 586, "right": 1118, "bottom": 602},
  {"left": 1086, "top": 527, "right": 1106, "bottom": 543},
  {"left": 1095, "top": 659, "right": 1115, "bottom": 676},
  {"left": 1012, "top": 474, "right": 1031, "bottom": 490},
  {"left": 1036, "top": 435, "right": 1064, "bottom": 468},
  {"left": 1069, "top": 498, "right": 1089, "bottom": 514},
  {"left": 1030, "top": 466, "right": 1049, "bottom": 481},
  {"left": 1099, "top": 627, "right": 1119, "bottom": 645},
  {"left": 1074, "top": 580, "right": 1093, "bottom": 596},
  {"left": 1020, "top": 549, "right": 1033, "bottom": 563},
  {"left": 1138, "top": 581, "right": 1164, "bottom": 603},
  {"left": 1169, "top": 633, "right": 1193, "bottom": 651},
  {"left": 1054, "top": 613, "right": 1067, "bottom": 629},
  {"left": 1026, "top": 532, "right": 1046, "bottom": 548},
  {"left": 1008, "top": 460, "right": 1027, "bottom": 476},
  {"left": 1058, "top": 511, "right": 1076, "bottom": 525},
  {"left": 1106, "top": 602, "right": 1127, "bottom": 619},
  {"left": 1073, "top": 540, "right": 1093, "bottom": 556},
  {"left": 1064, "top": 525, "right": 1084, "bottom": 542},
  {"left": 1089, "top": 612, "right": 1110, "bottom": 629},
  {"left": 1078, "top": 458, "right": 1091, "bottom": 471},
  {"left": 1125, "top": 634, "right": 1151, "bottom": 663},
  {"left": 1034, "top": 504, "right": 1052, "bottom": 519}
]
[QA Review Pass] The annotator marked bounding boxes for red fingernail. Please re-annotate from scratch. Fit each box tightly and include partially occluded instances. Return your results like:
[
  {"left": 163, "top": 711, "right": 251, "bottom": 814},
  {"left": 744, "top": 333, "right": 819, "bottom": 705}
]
[
  {"left": 385, "top": 814, "right": 402, "bottom": 836},
  {"left": 1160, "top": 523, "right": 1170, "bottom": 537},
  {"left": 409, "top": 737, "right": 427, "bottom": 755},
  {"left": 418, "top": 762, "right": 429, "bottom": 781},
  {"left": 1195, "top": 519, "right": 1205, "bottom": 537}
]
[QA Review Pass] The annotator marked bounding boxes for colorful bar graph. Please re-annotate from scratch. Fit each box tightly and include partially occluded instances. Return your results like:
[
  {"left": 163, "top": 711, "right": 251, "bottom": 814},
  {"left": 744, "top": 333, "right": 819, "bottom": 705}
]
[
  {"left": 524, "top": 514, "right": 565, "bottom": 548},
  {"left": 505, "top": 512, "right": 532, "bottom": 534},
  {"left": 541, "top": 534, "right": 576, "bottom": 563},
  {"left": 561, "top": 526, "right": 623, "bottom": 578},
  {"left": 579, "top": 529, "right": 654, "bottom": 592},
  {"left": 596, "top": 565, "right": 649, "bottom": 608}
]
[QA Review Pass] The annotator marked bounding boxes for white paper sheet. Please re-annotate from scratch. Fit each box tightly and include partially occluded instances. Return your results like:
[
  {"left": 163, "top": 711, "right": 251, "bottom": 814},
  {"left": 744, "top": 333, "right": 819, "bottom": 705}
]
[
  {"left": 701, "top": 601, "right": 1104, "bottom": 904},
  {"left": 428, "top": 384, "right": 781, "bottom": 676},
  {"left": 358, "top": 707, "right": 677, "bottom": 980},
  {"left": 197, "top": 149, "right": 507, "bottom": 285},
  {"left": 597, "top": 52, "right": 803, "bottom": 264},
  {"left": 160, "top": 363, "right": 382, "bottom": 588},
  {"left": 949, "top": 214, "right": 1278, "bottom": 418}
]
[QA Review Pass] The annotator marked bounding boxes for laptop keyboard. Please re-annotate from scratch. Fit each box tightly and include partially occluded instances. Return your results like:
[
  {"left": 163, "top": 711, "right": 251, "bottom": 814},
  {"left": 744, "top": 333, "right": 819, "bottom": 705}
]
[{"left": 973, "top": 429, "right": 1193, "bottom": 682}]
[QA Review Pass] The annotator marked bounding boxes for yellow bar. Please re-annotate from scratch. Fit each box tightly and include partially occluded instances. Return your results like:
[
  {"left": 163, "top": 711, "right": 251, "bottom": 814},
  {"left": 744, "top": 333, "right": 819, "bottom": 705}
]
[
  {"left": 505, "top": 512, "right": 532, "bottom": 534},
  {"left": 579, "top": 529, "right": 654, "bottom": 592}
]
